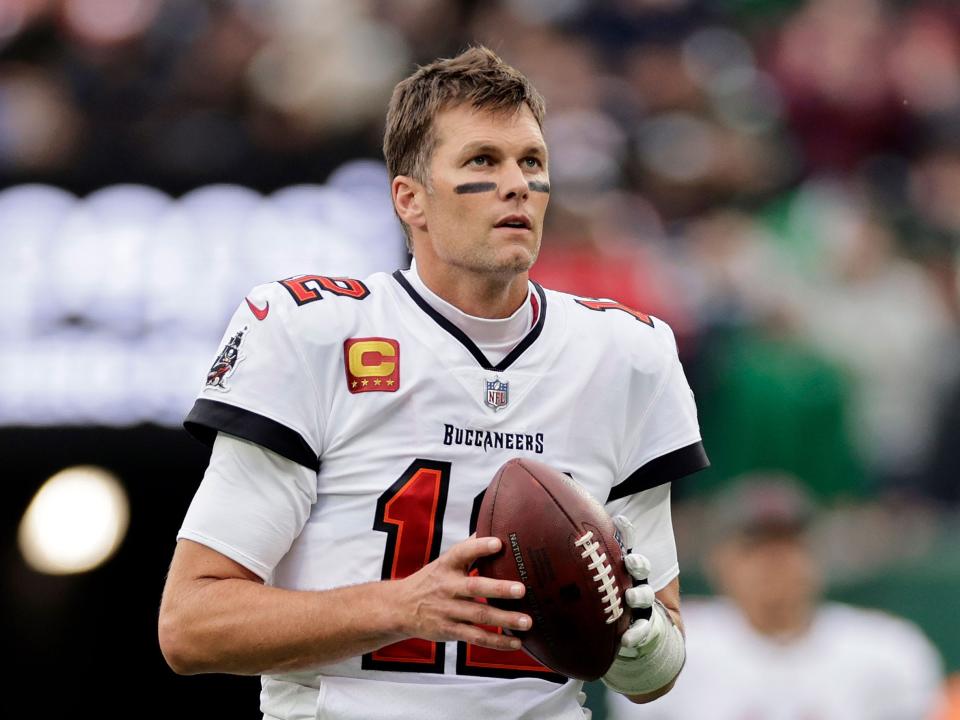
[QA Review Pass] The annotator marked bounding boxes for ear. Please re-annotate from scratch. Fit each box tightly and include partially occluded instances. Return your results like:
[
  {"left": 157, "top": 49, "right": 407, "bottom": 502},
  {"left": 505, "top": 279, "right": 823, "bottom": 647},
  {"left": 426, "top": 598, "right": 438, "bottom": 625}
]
[{"left": 392, "top": 175, "right": 428, "bottom": 232}]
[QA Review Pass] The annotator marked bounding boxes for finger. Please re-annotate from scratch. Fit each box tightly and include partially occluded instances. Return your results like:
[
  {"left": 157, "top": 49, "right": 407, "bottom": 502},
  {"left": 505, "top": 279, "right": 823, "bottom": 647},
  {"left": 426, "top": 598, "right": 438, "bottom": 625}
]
[
  {"left": 452, "top": 599, "right": 532, "bottom": 632},
  {"left": 443, "top": 536, "right": 503, "bottom": 569},
  {"left": 577, "top": 691, "right": 594, "bottom": 720},
  {"left": 625, "top": 584, "right": 655, "bottom": 609},
  {"left": 612, "top": 514, "right": 636, "bottom": 549},
  {"left": 622, "top": 618, "right": 652, "bottom": 648},
  {"left": 462, "top": 573, "right": 525, "bottom": 600},
  {"left": 454, "top": 622, "right": 524, "bottom": 651},
  {"left": 624, "top": 552, "right": 651, "bottom": 581}
]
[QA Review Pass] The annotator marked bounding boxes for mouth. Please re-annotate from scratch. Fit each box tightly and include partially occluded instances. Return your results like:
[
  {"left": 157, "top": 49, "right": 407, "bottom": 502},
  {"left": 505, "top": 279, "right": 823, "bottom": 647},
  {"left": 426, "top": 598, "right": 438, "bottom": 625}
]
[{"left": 494, "top": 214, "right": 532, "bottom": 230}]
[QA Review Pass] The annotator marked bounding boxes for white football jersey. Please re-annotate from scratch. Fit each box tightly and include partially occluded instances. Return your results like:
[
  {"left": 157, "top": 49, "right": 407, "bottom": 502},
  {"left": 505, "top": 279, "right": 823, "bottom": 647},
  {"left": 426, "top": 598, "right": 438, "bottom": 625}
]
[
  {"left": 179, "top": 269, "right": 708, "bottom": 720},
  {"left": 606, "top": 599, "right": 944, "bottom": 720}
]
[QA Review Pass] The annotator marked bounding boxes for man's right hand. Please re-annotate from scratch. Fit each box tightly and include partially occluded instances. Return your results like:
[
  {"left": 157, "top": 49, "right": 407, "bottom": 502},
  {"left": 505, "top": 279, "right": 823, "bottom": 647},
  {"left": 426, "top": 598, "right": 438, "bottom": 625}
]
[
  {"left": 161, "top": 536, "right": 533, "bottom": 676},
  {"left": 393, "top": 536, "right": 533, "bottom": 650}
]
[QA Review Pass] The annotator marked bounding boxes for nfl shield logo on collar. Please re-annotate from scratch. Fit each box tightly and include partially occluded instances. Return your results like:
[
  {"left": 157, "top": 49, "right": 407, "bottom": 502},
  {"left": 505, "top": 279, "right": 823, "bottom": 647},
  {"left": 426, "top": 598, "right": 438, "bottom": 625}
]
[{"left": 485, "top": 378, "right": 509, "bottom": 411}]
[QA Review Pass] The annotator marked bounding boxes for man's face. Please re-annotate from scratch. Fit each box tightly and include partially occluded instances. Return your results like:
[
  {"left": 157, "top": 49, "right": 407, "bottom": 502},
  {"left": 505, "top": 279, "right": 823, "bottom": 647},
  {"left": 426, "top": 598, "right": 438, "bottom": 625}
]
[
  {"left": 710, "top": 530, "right": 822, "bottom": 636},
  {"left": 415, "top": 103, "right": 549, "bottom": 278}
]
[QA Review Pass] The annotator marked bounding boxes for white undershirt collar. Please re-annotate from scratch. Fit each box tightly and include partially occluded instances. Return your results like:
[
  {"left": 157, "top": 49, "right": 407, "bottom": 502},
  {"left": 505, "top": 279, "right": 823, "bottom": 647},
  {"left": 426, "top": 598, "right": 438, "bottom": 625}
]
[{"left": 402, "top": 261, "right": 534, "bottom": 363}]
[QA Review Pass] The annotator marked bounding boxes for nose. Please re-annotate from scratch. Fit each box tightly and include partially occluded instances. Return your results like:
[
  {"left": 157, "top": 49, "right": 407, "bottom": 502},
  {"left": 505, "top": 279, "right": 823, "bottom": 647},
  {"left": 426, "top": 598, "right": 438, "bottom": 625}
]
[{"left": 499, "top": 162, "right": 529, "bottom": 202}]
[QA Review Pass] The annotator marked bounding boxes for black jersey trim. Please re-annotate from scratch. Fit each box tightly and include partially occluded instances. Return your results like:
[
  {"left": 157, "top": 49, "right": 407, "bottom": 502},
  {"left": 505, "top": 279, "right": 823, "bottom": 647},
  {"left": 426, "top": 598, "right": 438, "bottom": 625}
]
[
  {"left": 391, "top": 270, "right": 548, "bottom": 372},
  {"left": 607, "top": 441, "right": 709, "bottom": 502},
  {"left": 184, "top": 398, "right": 320, "bottom": 472}
]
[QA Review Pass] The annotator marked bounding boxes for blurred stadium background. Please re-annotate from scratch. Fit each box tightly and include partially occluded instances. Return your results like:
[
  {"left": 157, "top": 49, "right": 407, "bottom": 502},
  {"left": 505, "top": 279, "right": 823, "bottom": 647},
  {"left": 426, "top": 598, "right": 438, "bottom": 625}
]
[{"left": 2, "top": 0, "right": 959, "bottom": 717}]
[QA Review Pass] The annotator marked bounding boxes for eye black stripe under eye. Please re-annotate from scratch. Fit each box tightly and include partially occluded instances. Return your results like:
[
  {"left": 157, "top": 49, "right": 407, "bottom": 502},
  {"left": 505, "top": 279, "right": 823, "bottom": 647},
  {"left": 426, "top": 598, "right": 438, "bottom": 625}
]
[
  {"left": 454, "top": 182, "right": 498, "bottom": 194},
  {"left": 528, "top": 181, "right": 550, "bottom": 193}
]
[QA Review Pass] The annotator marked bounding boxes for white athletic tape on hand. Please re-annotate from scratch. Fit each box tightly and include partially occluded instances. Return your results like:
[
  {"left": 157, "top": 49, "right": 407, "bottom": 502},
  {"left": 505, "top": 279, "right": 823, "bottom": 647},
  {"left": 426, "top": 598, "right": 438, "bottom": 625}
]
[
  {"left": 622, "top": 617, "right": 655, "bottom": 648},
  {"left": 576, "top": 691, "right": 592, "bottom": 720},
  {"left": 625, "top": 583, "right": 655, "bottom": 610},
  {"left": 612, "top": 515, "right": 636, "bottom": 550},
  {"left": 624, "top": 553, "right": 651, "bottom": 581},
  {"left": 602, "top": 600, "right": 685, "bottom": 696}
]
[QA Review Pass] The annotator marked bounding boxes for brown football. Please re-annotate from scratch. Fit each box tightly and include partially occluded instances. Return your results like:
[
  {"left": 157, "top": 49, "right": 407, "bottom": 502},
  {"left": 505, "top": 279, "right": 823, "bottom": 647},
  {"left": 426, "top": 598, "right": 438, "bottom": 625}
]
[{"left": 474, "top": 457, "right": 633, "bottom": 681}]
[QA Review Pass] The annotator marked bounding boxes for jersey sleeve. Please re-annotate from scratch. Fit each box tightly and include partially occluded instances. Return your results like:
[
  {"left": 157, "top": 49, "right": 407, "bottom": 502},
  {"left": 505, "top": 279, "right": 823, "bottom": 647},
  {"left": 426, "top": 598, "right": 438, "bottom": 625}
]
[
  {"left": 184, "top": 284, "right": 324, "bottom": 471},
  {"left": 605, "top": 483, "right": 678, "bottom": 591},
  {"left": 609, "top": 320, "right": 708, "bottom": 502},
  {"left": 178, "top": 433, "right": 317, "bottom": 580}
]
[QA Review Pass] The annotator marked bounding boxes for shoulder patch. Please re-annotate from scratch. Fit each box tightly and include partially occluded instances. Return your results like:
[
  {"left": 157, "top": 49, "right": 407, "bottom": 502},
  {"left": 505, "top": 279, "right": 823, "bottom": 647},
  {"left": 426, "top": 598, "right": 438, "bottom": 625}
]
[
  {"left": 344, "top": 337, "right": 400, "bottom": 393},
  {"left": 205, "top": 325, "right": 249, "bottom": 391}
]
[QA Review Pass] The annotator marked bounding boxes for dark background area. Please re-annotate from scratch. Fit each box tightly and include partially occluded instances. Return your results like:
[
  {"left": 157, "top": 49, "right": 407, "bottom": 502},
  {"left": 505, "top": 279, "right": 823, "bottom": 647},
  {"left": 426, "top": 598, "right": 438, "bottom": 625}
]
[{"left": 3, "top": 427, "right": 258, "bottom": 715}]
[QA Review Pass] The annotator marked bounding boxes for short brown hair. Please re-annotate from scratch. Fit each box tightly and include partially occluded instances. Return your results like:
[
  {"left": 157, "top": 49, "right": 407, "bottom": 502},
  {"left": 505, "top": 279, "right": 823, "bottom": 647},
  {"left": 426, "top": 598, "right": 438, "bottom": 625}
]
[{"left": 384, "top": 46, "right": 546, "bottom": 243}]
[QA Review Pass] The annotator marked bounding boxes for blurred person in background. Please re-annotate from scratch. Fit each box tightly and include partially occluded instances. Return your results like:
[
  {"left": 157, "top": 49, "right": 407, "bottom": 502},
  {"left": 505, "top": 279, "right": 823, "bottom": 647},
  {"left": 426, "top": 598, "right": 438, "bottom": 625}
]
[
  {"left": 795, "top": 188, "right": 956, "bottom": 493},
  {"left": 158, "top": 46, "right": 708, "bottom": 720},
  {"left": 682, "top": 208, "right": 870, "bottom": 503},
  {"left": 607, "top": 473, "right": 944, "bottom": 720}
]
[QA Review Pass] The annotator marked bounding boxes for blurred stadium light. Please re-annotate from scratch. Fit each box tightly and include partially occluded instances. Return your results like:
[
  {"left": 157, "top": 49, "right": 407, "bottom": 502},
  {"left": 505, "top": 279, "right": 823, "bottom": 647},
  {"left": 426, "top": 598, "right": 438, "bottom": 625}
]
[
  {"left": 18, "top": 465, "right": 129, "bottom": 575},
  {"left": 0, "top": 160, "right": 406, "bottom": 427}
]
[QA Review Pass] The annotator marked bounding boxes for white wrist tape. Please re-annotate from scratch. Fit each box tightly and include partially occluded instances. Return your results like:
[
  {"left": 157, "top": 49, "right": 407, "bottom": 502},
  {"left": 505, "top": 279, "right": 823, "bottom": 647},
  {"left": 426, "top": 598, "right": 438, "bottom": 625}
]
[{"left": 601, "top": 600, "right": 685, "bottom": 696}]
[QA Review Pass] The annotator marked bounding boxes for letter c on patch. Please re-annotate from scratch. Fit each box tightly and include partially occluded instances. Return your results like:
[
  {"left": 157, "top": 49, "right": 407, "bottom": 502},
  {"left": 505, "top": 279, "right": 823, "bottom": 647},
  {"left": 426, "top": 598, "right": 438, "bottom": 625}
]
[
  {"left": 349, "top": 340, "right": 396, "bottom": 377},
  {"left": 343, "top": 337, "right": 401, "bottom": 394}
]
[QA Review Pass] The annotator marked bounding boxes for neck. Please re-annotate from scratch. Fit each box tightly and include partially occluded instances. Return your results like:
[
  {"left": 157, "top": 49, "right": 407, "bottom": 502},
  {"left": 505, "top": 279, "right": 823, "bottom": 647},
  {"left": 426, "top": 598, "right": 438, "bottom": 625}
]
[
  {"left": 413, "top": 261, "right": 530, "bottom": 319},
  {"left": 741, "top": 602, "right": 814, "bottom": 642}
]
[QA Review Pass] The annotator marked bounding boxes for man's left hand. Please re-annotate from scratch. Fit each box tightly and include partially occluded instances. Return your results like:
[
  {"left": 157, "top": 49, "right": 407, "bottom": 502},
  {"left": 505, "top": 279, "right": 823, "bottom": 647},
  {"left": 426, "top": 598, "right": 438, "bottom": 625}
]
[{"left": 601, "top": 516, "right": 685, "bottom": 697}]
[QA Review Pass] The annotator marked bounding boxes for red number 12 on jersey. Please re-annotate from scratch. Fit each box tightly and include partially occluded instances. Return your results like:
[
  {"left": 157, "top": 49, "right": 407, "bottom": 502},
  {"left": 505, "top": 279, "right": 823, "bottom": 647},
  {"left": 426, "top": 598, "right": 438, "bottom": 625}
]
[{"left": 362, "top": 459, "right": 563, "bottom": 682}]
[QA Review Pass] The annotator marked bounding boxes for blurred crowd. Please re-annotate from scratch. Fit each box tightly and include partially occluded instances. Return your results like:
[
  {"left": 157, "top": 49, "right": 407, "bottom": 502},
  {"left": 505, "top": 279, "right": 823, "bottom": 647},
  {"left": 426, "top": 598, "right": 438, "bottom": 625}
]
[{"left": 2, "top": 2, "right": 959, "bottom": 499}]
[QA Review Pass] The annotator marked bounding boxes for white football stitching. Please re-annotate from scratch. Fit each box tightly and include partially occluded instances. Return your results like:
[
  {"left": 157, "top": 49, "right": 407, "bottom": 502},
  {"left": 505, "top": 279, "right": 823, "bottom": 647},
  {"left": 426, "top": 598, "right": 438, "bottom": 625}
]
[{"left": 575, "top": 530, "right": 623, "bottom": 624}]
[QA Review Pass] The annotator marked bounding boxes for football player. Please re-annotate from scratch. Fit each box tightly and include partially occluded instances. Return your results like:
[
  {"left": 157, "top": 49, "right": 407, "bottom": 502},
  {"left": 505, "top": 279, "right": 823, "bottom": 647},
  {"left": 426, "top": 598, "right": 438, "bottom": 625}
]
[
  {"left": 606, "top": 474, "right": 944, "bottom": 720},
  {"left": 158, "top": 46, "right": 707, "bottom": 719}
]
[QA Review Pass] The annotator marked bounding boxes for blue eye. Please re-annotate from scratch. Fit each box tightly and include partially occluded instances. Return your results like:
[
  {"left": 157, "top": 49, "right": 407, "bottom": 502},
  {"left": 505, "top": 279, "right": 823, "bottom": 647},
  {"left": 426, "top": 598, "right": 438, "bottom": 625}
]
[
  {"left": 470, "top": 156, "right": 489, "bottom": 166},
  {"left": 524, "top": 157, "right": 542, "bottom": 169}
]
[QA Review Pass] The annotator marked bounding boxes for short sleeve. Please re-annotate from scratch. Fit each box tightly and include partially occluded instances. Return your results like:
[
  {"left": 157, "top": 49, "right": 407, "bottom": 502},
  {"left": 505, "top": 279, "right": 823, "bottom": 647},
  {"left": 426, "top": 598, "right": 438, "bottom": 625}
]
[
  {"left": 178, "top": 433, "right": 317, "bottom": 580},
  {"left": 184, "top": 284, "right": 324, "bottom": 471},
  {"left": 605, "top": 483, "right": 678, "bottom": 591},
  {"left": 609, "top": 321, "right": 708, "bottom": 502}
]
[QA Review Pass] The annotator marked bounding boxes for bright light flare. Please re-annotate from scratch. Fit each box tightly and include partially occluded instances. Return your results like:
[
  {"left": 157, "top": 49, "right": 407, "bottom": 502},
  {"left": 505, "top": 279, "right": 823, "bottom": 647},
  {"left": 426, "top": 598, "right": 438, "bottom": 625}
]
[{"left": 18, "top": 466, "right": 130, "bottom": 575}]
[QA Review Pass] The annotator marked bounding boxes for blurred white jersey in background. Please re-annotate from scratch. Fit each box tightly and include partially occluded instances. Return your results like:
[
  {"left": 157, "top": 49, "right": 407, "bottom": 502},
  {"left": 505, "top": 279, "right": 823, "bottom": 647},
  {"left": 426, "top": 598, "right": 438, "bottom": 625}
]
[{"left": 607, "top": 598, "right": 943, "bottom": 720}]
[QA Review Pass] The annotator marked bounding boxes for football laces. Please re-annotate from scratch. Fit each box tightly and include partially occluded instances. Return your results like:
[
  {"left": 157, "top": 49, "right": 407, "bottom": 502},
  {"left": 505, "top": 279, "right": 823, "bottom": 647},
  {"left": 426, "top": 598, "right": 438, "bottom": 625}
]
[{"left": 575, "top": 530, "right": 623, "bottom": 624}]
